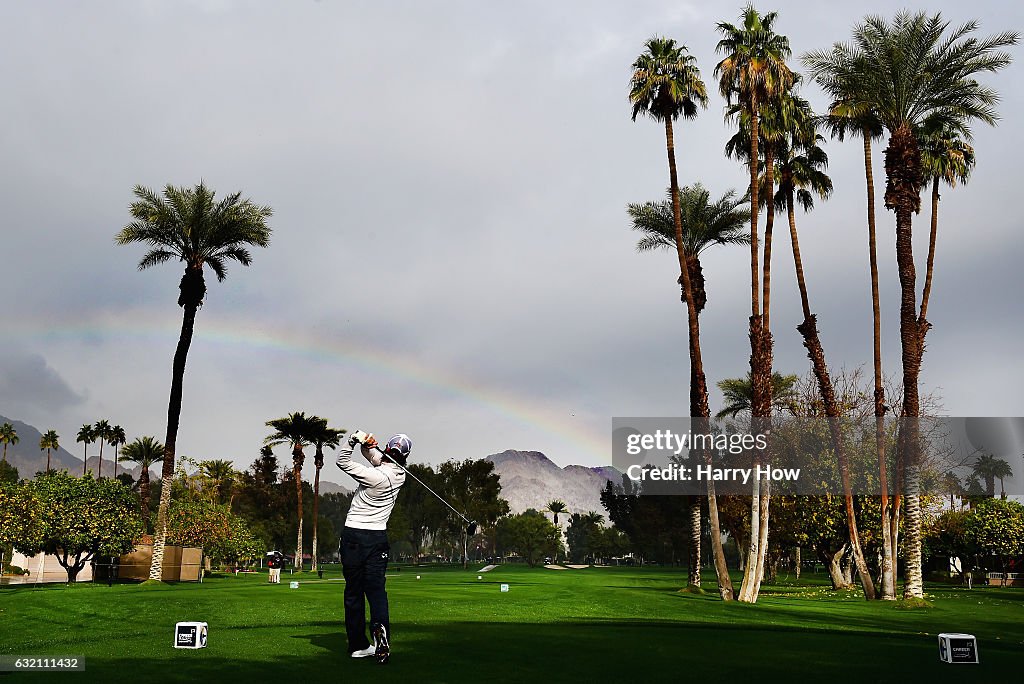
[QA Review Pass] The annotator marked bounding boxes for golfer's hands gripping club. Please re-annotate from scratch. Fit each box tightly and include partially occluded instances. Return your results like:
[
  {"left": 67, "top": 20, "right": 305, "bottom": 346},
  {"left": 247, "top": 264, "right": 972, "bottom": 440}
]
[{"left": 349, "top": 430, "right": 382, "bottom": 466}]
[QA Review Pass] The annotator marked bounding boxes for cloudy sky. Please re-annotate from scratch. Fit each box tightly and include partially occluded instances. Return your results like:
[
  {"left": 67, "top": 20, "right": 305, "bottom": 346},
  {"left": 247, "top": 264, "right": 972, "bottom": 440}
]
[{"left": 2, "top": 0, "right": 1021, "bottom": 487}]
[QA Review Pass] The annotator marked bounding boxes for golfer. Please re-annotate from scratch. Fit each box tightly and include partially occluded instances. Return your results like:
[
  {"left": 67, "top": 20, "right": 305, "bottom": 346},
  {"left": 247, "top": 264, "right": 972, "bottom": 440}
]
[{"left": 336, "top": 432, "right": 410, "bottom": 664}]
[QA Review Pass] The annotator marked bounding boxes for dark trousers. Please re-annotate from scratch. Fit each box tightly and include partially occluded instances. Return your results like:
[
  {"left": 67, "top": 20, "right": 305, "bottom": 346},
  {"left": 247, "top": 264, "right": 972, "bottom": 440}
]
[{"left": 341, "top": 526, "right": 390, "bottom": 652}]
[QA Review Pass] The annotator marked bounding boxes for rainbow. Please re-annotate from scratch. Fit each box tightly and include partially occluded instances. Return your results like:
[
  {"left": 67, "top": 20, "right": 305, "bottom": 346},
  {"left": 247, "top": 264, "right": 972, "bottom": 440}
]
[{"left": 4, "top": 308, "right": 607, "bottom": 460}]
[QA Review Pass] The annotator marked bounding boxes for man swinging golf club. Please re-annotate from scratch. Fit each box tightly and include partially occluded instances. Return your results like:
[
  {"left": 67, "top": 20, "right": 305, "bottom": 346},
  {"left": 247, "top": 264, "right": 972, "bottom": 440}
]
[{"left": 336, "top": 430, "right": 411, "bottom": 664}]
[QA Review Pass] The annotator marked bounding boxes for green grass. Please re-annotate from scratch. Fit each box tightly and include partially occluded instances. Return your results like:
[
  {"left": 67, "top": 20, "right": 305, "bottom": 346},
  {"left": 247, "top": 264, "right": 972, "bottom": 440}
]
[{"left": 2, "top": 565, "right": 1023, "bottom": 682}]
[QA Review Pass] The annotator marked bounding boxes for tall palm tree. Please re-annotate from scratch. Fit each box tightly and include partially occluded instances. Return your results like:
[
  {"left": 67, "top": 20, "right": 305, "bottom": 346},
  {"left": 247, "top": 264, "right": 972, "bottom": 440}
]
[
  {"left": 306, "top": 417, "right": 345, "bottom": 572},
  {"left": 804, "top": 12, "right": 1016, "bottom": 598},
  {"left": 0, "top": 422, "right": 19, "bottom": 463},
  {"left": 76, "top": 424, "right": 95, "bottom": 476},
  {"left": 110, "top": 425, "right": 126, "bottom": 480},
  {"left": 116, "top": 181, "right": 273, "bottom": 581},
  {"left": 629, "top": 36, "right": 733, "bottom": 600},
  {"left": 630, "top": 182, "right": 749, "bottom": 593},
  {"left": 918, "top": 118, "right": 976, "bottom": 325},
  {"left": 810, "top": 52, "right": 896, "bottom": 600},
  {"left": 39, "top": 430, "right": 59, "bottom": 473},
  {"left": 119, "top": 436, "right": 164, "bottom": 531},
  {"left": 769, "top": 100, "right": 877, "bottom": 598},
  {"left": 716, "top": 4, "right": 795, "bottom": 604},
  {"left": 93, "top": 420, "right": 111, "bottom": 479},
  {"left": 266, "top": 412, "right": 315, "bottom": 569}
]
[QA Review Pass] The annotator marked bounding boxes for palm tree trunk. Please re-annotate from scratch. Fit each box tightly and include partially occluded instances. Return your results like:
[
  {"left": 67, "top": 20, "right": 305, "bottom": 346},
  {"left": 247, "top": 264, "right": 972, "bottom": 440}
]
[
  {"left": 97, "top": 440, "right": 104, "bottom": 479},
  {"left": 113, "top": 447, "right": 118, "bottom": 480},
  {"left": 687, "top": 495, "right": 701, "bottom": 588},
  {"left": 312, "top": 462, "right": 321, "bottom": 573},
  {"left": 148, "top": 285, "right": 200, "bottom": 582},
  {"left": 918, "top": 176, "right": 940, "bottom": 338},
  {"left": 864, "top": 129, "right": 896, "bottom": 600},
  {"left": 750, "top": 150, "right": 776, "bottom": 598},
  {"left": 294, "top": 453, "right": 304, "bottom": 570},
  {"left": 46, "top": 448, "right": 51, "bottom": 473},
  {"left": 884, "top": 124, "right": 925, "bottom": 599},
  {"left": 787, "top": 190, "right": 875, "bottom": 599},
  {"left": 83, "top": 444, "right": 88, "bottom": 476},
  {"left": 140, "top": 471, "right": 151, "bottom": 533},
  {"left": 663, "top": 117, "right": 733, "bottom": 600}
]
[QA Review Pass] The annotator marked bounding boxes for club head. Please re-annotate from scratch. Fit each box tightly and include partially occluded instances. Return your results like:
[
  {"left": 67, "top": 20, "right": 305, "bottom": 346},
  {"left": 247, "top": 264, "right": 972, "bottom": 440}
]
[{"left": 467, "top": 521, "right": 478, "bottom": 537}]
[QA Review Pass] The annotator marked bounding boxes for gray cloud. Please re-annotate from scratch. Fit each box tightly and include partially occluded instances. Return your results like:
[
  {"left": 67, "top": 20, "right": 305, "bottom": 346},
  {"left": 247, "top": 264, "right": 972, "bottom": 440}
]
[{"left": 2, "top": 0, "right": 1021, "bottom": 474}]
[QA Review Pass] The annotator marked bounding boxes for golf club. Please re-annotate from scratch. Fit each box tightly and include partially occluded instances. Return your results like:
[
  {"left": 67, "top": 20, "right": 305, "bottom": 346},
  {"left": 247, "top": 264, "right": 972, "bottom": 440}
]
[{"left": 360, "top": 440, "right": 478, "bottom": 537}]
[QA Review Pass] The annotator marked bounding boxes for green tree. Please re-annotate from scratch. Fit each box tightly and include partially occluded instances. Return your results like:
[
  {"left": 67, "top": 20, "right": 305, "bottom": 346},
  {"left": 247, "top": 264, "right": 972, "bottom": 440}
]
[
  {"left": 166, "top": 498, "right": 262, "bottom": 567},
  {"left": 39, "top": 430, "right": 60, "bottom": 474},
  {"left": 927, "top": 509, "right": 975, "bottom": 581},
  {"left": 804, "top": 10, "right": 1017, "bottom": 599},
  {"left": 118, "top": 436, "right": 164, "bottom": 532},
  {"left": 306, "top": 417, "right": 345, "bottom": 570},
  {"left": 388, "top": 463, "right": 444, "bottom": 562},
  {"left": 93, "top": 419, "right": 111, "bottom": 479},
  {"left": 76, "top": 424, "right": 95, "bottom": 476},
  {"left": 437, "top": 459, "right": 510, "bottom": 568},
  {"left": 24, "top": 471, "right": 143, "bottom": 582},
  {"left": 0, "top": 460, "right": 18, "bottom": 485},
  {"left": 966, "top": 498, "right": 1024, "bottom": 578},
  {"left": 0, "top": 480, "right": 43, "bottom": 577},
  {"left": 109, "top": 425, "right": 126, "bottom": 480},
  {"left": 200, "top": 459, "right": 238, "bottom": 506},
  {"left": 715, "top": 4, "right": 795, "bottom": 603},
  {"left": 496, "top": 510, "right": 560, "bottom": 567},
  {"left": 117, "top": 181, "right": 272, "bottom": 581},
  {"left": 265, "top": 412, "right": 315, "bottom": 569},
  {"left": 1, "top": 422, "right": 19, "bottom": 464}
]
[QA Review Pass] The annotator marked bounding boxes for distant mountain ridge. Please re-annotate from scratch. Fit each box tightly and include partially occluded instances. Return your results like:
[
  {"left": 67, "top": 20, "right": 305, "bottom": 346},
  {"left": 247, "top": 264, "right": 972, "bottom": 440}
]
[
  {"left": 484, "top": 449, "right": 618, "bottom": 521},
  {"left": 0, "top": 414, "right": 90, "bottom": 476}
]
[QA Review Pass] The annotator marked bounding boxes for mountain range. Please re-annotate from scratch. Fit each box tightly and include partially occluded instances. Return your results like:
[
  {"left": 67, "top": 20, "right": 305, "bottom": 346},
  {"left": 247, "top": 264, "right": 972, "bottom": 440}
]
[{"left": 484, "top": 449, "right": 619, "bottom": 520}]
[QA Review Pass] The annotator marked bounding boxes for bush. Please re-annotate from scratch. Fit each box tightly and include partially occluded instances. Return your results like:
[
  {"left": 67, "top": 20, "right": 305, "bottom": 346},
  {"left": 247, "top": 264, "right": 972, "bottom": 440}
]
[{"left": 4, "top": 565, "right": 28, "bottom": 576}]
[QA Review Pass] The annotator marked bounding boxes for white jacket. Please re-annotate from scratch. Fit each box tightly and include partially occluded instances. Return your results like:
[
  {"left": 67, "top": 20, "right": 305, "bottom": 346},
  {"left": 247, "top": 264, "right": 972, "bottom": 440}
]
[{"left": 336, "top": 443, "right": 406, "bottom": 530}]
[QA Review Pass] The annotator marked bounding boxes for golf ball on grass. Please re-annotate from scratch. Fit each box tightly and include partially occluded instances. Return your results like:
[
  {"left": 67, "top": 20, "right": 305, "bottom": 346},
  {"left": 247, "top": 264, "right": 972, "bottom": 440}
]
[{"left": 416, "top": 575, "right": 421, "bottom": 580}]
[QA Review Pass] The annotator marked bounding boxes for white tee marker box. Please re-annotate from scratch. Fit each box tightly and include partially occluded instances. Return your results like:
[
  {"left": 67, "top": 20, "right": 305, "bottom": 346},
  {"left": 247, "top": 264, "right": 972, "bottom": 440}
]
[
  {"left": 938, "top": 633, "right": 978, "bottom": 664},
  {"left": 290, "top": 581, "right": 299, "bottom": 589},
  {"left": 500, "top": 583, "right": 509, "bottom": 592},
  {"left": 174, "top": 622, "right": 208, "bottom": 649}
]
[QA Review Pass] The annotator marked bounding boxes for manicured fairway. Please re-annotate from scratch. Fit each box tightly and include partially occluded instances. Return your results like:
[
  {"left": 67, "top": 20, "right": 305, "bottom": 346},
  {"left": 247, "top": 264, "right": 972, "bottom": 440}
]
[{"left": 2, "top": 566, "right": 1022, "bottom": 682}]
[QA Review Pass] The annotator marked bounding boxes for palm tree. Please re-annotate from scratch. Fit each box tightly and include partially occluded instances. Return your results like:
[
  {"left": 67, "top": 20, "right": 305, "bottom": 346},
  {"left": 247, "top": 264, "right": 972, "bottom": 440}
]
[
  {"left": 629, "top": 183, "right": 748, "bottom": 593},
  {"left": 804, "top": 12, "right": 1016, "bottom": 599},
  {"left": 39, "top": 430, "right": 59, "bottom": 473},
  {"left": 0, "top": 422, "right": 18, "bottom": 463},
  {"left": 810, "top": 49, "right": 894, "bottom": 601},
  {"left": 200, "top": 459, "right": 237, "bottom": 506},
  {"left": 918, "top": 118, "right": 976, "bottom": 325},
  {"left": 266, "top": 412, "right": 315, "bottom": 570},
  {"left": 716, "top": 372, "right": 799, "bottom": 420},
  {"left": 545, "top": 500, "right": 568, "bottom": 527},
  {"left": 715, "top": 4, "right": 795, "bottom": 604},
  {"left": 117, "top": 181, "right": 272, "bottom": 581},
  {"left": 769, "top": 100, "right": 877, "bottom": 598},
  {"left": 110, "top": 425, "right": 126, "bottom": 480},
  {"left": 93, "top": 419, "right": 111, "bottom": 479},
  {"left": 629, "top": 36, "right": 734, "bottom": 600},
  {"left": 629, "top": 183, "right": 750, "bottom": 313},
  {"left": 306, "top": 417, "right": 345, "bottom": 572},
  {"left": 972, "top": 454, "right": 1013, "bottom": 498},
  {"left": 119, "top": 436, "right": 164, "bottom": 531},
  {"left": 583, "top": 511, "right": 605, "bottom": 526},
  {"left": 76, "top": 424, "right": 95, "bottom": 476}
]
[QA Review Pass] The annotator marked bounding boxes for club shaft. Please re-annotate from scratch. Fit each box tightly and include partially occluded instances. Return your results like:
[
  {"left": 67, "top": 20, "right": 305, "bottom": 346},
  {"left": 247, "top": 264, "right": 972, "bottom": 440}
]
[{"left": 372, "top": 445, "right": 472, "bottom": 525}]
